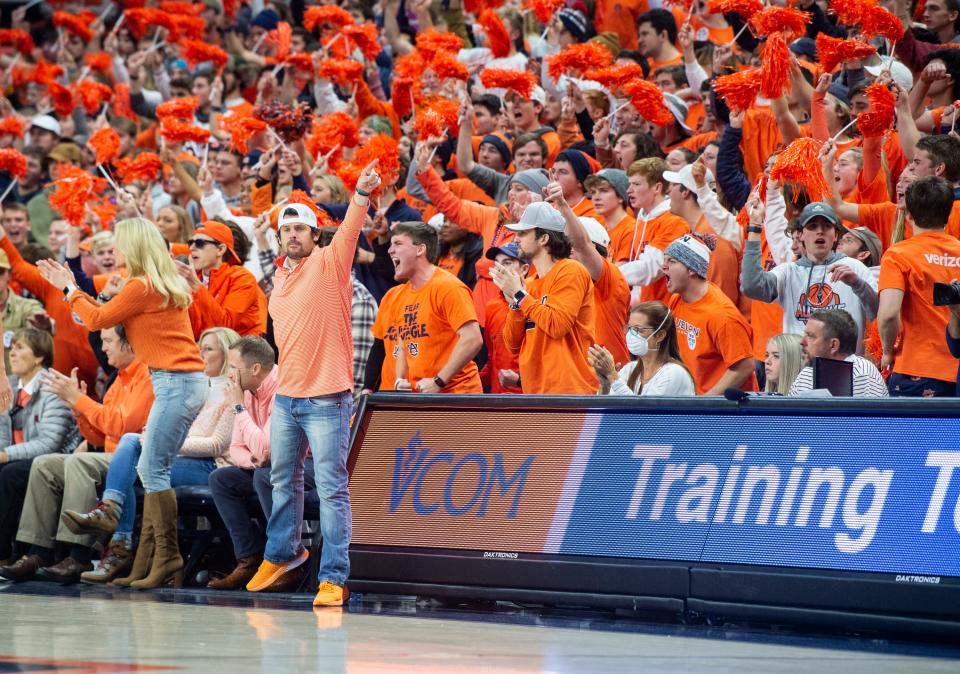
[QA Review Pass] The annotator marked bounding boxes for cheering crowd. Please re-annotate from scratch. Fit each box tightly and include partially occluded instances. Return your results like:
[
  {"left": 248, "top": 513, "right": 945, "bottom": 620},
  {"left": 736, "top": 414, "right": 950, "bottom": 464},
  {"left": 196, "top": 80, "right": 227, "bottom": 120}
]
[{"left": 0, "top": 0, "right": 959, "bottom": 598}]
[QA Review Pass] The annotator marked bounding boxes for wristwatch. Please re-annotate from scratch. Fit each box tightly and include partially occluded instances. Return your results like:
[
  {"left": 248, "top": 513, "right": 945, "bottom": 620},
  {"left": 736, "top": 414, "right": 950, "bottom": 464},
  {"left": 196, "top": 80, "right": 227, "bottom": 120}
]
[
  {"left": 433, "top": 374, "right": 446, "bottom": 389},
  {"left": 746, "top": 225, "right": 763, "bottom": 234},
  {"left": 233, "top": 404, "right": 245, "bottom": 414},
  {"left": 62, "top": 282, "right": 78, "bottom": 297},
  {"left": 510, "top": 289, "right": 527, "bottom": 310}
]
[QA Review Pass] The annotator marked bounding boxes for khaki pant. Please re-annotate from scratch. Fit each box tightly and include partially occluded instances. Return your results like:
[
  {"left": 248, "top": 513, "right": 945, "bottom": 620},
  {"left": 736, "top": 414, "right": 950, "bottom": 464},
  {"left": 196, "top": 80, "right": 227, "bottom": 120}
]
[{"left": 17, "top": 453, "right": 112, "bottom": 549}]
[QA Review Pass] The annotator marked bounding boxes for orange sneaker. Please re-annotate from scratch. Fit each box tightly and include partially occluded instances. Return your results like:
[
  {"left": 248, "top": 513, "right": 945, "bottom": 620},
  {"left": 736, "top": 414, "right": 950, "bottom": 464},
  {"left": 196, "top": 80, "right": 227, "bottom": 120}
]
[
  {"left": 245, "top": 548, "right": 309, "bottom": 592},
  {"left": 313, "top": 581, "right": 349, "bottom": 607}
]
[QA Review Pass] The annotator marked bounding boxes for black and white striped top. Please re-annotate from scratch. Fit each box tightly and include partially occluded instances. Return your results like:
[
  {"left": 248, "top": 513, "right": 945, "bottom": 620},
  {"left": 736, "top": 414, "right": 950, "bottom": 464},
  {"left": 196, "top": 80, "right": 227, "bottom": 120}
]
[{"left": 788, "top": 355, "right": 890, "bottom": 397}]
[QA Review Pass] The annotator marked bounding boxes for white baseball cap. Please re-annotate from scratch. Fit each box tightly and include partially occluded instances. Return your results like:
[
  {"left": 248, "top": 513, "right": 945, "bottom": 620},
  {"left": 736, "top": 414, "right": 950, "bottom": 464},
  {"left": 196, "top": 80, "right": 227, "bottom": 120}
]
[
  {"left": 663, "top": 164, "right": 715, "bottom": 193},
  {"left": 864, "top": 56, "right": 914, "bottom": 91},
  {"left": 663, "top": 93, "right": 692, "bottom": 133},
  {"left": 427, "top": 212, "right": 445, "bottom": 230},
  {"left": 506, "top": 202, "right": 565, "bottom": 232},
  {"left": 30, "top": 114, "right": 61, "bottom": 137},
  {"left": 276, "top": 203, "right": 318, "bottom": 229},
  {"left": 577, "top": 217, "right": 610, "bottom": 248}
]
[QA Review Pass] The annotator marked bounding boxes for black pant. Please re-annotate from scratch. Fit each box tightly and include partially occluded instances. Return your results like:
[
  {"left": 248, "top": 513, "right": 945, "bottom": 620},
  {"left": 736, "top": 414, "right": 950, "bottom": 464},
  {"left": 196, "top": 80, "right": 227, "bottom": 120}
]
[
  {"left": 209, "top": 463, "right": 317, "bottom": 559},
  {"left": 0, "top": 458, "right": 34, "bottom": 559}
]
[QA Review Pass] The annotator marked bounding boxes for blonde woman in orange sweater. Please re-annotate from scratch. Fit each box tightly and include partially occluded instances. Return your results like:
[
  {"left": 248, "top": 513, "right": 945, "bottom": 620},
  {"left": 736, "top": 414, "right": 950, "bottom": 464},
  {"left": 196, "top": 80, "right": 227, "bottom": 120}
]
[{"left": 38, "top": 218, "right": 207, "bottom": 590}]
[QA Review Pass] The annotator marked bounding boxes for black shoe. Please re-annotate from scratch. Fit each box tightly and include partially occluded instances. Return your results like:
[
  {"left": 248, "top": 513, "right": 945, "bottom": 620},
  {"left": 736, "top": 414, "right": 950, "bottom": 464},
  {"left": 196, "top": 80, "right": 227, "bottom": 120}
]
[{"left": 36, "top": 557, "right": 93, "bottom": 584}]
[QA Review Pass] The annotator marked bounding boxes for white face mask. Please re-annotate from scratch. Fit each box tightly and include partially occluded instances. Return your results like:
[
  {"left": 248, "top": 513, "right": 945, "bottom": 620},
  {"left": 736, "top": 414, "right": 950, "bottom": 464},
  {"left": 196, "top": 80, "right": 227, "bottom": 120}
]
[{"left": 626, "top": 311, "right": 671, "bottom": 357}]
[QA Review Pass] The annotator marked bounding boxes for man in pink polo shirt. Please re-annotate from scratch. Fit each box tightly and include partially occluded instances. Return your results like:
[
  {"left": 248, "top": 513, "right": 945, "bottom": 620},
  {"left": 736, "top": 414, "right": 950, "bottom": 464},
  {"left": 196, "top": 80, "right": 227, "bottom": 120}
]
[{"left": 246, "top": 161, "right": 381, "bottom": 607}]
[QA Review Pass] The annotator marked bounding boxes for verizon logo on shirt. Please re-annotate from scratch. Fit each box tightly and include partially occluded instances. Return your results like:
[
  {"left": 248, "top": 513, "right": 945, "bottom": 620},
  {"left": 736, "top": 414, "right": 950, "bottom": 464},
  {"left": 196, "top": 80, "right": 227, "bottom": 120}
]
[{"left": 923, "top": 253, "right": 960, "bottom": 268}]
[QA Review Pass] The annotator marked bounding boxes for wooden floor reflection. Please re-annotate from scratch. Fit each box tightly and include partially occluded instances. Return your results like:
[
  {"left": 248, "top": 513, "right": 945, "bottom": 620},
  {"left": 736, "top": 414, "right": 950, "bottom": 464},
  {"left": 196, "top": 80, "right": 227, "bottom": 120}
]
[{"left": 0, "top": 582, "right": 958, "bottom": 673}]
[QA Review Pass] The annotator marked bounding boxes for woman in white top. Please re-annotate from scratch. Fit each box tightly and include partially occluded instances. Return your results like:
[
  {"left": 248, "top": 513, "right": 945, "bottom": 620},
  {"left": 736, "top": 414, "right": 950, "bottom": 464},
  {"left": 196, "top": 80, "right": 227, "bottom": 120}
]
[{"left": 589, "top": 301, "right": 696, "bottom": 396}]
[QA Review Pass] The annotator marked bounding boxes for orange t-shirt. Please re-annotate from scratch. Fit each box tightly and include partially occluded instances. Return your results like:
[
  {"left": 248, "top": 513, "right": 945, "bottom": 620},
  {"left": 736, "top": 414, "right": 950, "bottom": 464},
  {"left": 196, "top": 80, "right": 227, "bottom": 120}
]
[
  {"left": 503, "top": 258, "right": 597, "bottom": 394},
  {"left": 694, "top": 215, "right": 741, "bottom": 309},
  {"left": 621, "top": 210, "right": 690, "bottom": 304},
  {"left": 878, "top": 230, "right": 960, "bottom": 382},
  {"left": 594, "top": 259, "right": 631, "bottom": 367},
  {"left": 858, "top": 202, "right": 912, "bottom": 252},
  {"left": 647, "top": 53, "right": 683, "bottom": 80},
  {"left": 372, "top": 267, "right": 482, "bottom": 393},
  {"left": 480, "top": 296, "right": 522, "bottom": 394},
  {"left": 437, "top": 251, "right": 464, "bottom": 279},
  {"left": 668, "top": 283, "right": 757, "bottom": 395}
]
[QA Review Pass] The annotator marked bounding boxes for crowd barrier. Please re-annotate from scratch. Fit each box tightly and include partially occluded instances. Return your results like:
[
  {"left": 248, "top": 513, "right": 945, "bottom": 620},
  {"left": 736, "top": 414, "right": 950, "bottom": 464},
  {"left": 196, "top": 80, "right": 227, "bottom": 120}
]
[{"left": 346, "top": 393, "right": 960, "bottom": 637}]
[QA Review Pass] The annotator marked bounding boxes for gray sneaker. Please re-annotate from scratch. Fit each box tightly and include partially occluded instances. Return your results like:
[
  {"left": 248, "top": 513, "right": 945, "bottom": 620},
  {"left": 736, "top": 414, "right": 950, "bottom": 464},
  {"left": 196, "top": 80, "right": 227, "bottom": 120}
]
[{"left": 81, "top": 540, "right": 133, "bottom": 584}]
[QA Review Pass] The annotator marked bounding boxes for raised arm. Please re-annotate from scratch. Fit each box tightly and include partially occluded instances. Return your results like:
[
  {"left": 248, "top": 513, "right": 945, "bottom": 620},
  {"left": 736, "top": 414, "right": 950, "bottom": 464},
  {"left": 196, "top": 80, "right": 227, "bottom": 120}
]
[{"left": 547, "top": 181, "right": 604, "bottom": 281}]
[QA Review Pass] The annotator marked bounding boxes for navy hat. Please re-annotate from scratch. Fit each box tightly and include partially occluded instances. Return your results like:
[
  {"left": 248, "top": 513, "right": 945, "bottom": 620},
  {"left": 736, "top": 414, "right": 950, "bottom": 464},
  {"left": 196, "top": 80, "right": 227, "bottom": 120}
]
[
  {"left": 799, "top": 202, "right": 843, "bottom": 230},
  {"left": 480, "top": 135, "right": 511, "bottom": 165},
  {"left": 252, "top": 8, "right": 279, "bottom": 31},
  {"left": 557, "top": 8, "right": 590, "bottom": 43},
  {"left": 556, "top": 149, "right": 594, "bottom": 186},
  {"left": 485, "top": 241, "right": 524, "bottom": 261}
]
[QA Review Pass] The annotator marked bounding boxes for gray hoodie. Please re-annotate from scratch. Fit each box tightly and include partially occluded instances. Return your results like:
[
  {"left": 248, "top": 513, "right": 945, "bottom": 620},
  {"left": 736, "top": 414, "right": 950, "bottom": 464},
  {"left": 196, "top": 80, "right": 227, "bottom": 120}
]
[{"left": 741, "top": 240, "right": 879, "bottom": 353}]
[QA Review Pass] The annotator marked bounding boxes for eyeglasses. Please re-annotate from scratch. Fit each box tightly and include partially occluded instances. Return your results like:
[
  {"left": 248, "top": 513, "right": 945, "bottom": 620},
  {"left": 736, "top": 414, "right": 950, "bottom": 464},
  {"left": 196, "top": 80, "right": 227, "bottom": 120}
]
[
  {"left": 626, "top": 326, "right": 655, "bottom": 337},
  {"left": 187, "top": 238, "right": 218, "bottom": 249}
]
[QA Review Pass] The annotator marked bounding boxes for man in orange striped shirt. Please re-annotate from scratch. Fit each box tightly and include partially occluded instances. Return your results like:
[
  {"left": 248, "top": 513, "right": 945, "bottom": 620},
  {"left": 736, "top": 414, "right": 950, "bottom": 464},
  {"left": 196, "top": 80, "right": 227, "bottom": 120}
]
[{"left": 246, "top": 161, "right": 381, "bottom": 607}]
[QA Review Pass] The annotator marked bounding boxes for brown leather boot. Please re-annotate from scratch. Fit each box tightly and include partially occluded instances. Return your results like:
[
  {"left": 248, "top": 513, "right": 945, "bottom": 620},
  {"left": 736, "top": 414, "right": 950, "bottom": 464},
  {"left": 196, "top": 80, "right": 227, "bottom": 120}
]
[
  {"left": 111, "top": 505, "right": 155, "bottom": 588},
  {"left": 61, "top": 500, "right": 121, "bottom": 536},
  {"left": 207, "top": 556, "right": 262, "bottom": 590},
  {"left": 82, "top": 539, "right": 133, "bottom": 584},
  {"left": 131, "top": 490, "right": 183, "bottom": 590}
]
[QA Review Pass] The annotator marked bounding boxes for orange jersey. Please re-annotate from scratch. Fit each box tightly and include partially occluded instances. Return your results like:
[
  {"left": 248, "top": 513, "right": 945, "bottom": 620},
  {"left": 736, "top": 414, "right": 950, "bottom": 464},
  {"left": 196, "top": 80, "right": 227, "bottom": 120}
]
[
  {"left": 858, "top": 202, "right": 912, "bottom": 252},
  {"left": 503, "top": 258, "right": 597, "bottom": 394},
  {"left": 594, "top": 259, "right": 631, "bottom": 367},
  {"left": 372, "top": 267, "right": 482, "bottom": 393},
  {"left": 668, "top": 283, "right": 757, "bottom": 395},
  {"left": 480, "top": 296, "right": 522, "bottom": 394},
  {"left": 878, "top": 230, "right": 960, "bottom": 382}
]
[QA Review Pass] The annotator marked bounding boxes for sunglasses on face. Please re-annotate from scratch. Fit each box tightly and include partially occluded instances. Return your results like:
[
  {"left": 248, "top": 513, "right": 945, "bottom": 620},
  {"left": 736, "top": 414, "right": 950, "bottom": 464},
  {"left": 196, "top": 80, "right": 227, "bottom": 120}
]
[{"left": 187, "top": 238, "right": 218, "bottom": 249}]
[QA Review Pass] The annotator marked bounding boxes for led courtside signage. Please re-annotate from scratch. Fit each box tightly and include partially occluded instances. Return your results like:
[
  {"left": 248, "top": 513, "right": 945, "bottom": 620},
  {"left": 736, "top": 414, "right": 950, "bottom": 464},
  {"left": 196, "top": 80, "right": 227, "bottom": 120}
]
[{"left": 350, "top": 408, "right": 960, "bottom": 578}]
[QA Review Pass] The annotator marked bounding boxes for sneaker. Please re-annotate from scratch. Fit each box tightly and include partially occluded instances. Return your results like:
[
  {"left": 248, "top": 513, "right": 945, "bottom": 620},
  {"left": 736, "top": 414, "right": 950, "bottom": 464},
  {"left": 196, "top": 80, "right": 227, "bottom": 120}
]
[
  {"left": 245, "top": 548, "right": 308, "bottom": 592},
  {"left": 81, "top": 540, "right": 133, "bottom": 584},
  {"left": 313, "top": 581, "right": 349, "bottom": 607},
  {"left": 61, "top": 500, "right": 121, "bottom": 536}
]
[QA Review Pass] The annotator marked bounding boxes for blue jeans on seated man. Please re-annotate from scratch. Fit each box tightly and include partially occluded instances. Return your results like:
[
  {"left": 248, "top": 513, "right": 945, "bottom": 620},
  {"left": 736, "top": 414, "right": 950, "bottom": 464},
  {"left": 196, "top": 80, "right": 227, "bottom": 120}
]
[
  {"left": 264, "top": 391, "right": 352, "bottom": 586},
  {"left": 887, "top": 373, "right": 956, "bottom": 398},
  {"left": 104, "top": 432, "right": 218, "bottom": 538}
]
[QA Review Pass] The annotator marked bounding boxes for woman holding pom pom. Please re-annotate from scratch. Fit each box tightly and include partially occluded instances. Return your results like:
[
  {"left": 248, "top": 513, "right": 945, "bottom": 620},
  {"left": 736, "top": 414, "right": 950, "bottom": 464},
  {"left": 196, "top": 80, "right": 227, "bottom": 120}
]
[{"left": 36, "top": 219, "right": 208, "bottom": 590}]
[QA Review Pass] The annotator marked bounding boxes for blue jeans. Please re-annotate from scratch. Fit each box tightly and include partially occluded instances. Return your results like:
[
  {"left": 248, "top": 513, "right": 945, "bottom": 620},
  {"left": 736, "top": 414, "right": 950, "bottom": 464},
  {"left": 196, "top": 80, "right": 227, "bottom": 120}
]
[
  {"left": 105, "top": 432, "right": 218, "bottom": 536},
  {"left": 265, "top": 391, "right": 352, "bottom": 586},
  {"left": 137, "top": 370, "right": 207, "bottom": 493}
]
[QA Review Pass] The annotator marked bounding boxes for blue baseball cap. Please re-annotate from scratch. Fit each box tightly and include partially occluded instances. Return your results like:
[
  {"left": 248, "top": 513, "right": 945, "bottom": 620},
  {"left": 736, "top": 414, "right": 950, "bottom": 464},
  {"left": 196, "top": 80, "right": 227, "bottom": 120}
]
[{"left": 485, "top": 241, "right": 524, "bottom": 262}]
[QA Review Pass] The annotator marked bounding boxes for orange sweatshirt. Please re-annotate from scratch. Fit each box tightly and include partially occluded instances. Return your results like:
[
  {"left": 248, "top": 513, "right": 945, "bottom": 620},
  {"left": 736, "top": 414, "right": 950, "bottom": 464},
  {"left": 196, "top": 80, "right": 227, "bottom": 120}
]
[
  {"left": 68, "top": 278, "right": 204, "bottom": 372},
  {"left": 0, "top": 236, "right": 99, "bottom": 391},
  {"left": 480, "top": 296, "right": 522, "bottom": 394},
  {"left": 73, "top": 359, "right": 154, "bottom": 453},
  {"left": 268, "top": 195, "right": 367, "bottom": 397},
  {"left": 503, "top": 258, "right": 597, "bottom": 394},
  {"left": 189, "top": 263, "right": 268, "bottom": 339}
]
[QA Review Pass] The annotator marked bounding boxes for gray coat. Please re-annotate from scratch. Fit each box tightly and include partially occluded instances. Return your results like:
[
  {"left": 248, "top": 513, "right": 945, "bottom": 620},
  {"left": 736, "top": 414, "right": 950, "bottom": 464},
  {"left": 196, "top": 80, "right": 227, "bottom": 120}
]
[{"left": 0, "top": 375, "right": 81, "bottom": 461}]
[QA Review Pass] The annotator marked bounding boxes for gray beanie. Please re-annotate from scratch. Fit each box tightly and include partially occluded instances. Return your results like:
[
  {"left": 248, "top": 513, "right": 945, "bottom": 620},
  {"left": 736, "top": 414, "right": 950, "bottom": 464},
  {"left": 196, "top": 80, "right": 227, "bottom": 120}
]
[
  {"left": 665, "top": 234, "right": 711, "bottom": 278},
  {"left": 590, "top": 169, "right": 629, "bottom": 205},
  {"left": 510, "top": 168, "right": 550, "bottom": 197}
]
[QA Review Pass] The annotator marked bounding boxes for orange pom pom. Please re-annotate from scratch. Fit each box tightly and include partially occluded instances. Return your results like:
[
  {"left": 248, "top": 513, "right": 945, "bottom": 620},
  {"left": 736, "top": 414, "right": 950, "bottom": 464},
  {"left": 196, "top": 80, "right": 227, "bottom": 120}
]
[
  {"left": 156, "top": 96, "right": 199, "bottom": 120},
  {"left": 430, "top": 51, "right": 469, "bottom": 81},
  {"left": 159, "top": 2, "right": 204, "bottom": 15},
  {"left": 584, "top": 64, "right": 646, "bottom": 92},
  {"left": 180, "top": 40, "right": 229, "bottom": 70},
  {"left": 342, "top": 23, "right": 382, "bottom": 61},
  {"left": 113, "top": 83, "right": 138, "bottom": 122},
  {"left": 288, "top": 190, "right": 335, "bottom": 227},
  {"left": 395, "top": 52, "right": 427, "bottom": 80},
  {"left": 524, "top": 0, "right": 565, "bottom": 24},
  {"left": 304, "top": 6, "right": 355, "bottom": 31},
  {"left": 829, "top": 0, "right": 873, "bottom": 27},
  {"left": 770, "top": 137, "right": 830, "bottom": 202},
  {"left": 89, "top": 200, "right": 117, "bottom": 231},
  {"left": 419, "top": 96, "right": 460, "bottom": 135},
  {"left": 760, "top": 32, "right": 792, "bottom": 99},
  {"left": 305, "top": 112, "right": 359, "bottom": 159},
  {"left": 713, "top": 67, "right": 762, "bottom": 111},
  {"left": 479, "top": 9, "right": 511, "bottom": 59},
  {"left": 282, "top": 53, "right": 315, "bottom": 74},
  {"left": 749, "top": 6, "right": 811, "bottom": 38},
  {"left": 860, "top": 5, "right": 905, "bottom": 41},
  {"left": 857, "top": 83, "right": 896, "bottom": 138},
  {"left": 547, "top": 42, "right": 614, "bottom": 81},
  {"left": 76, "top": 79, "right": 113, "bottom": 116},
  {"left": 0, "top": 29, "right": 34, "bottom": 55},
  {"left": 392, "top": 77, "right": 417, "bottom": 118},
  {"left": 114, "top": 152, "right": 162, "bottom": 185},
  {"left": 707, "top": 0, "right": 763, "bottom": 17},
  {"left": 815, "top": 34, "right": 877, "bottom": 72},
  {"left": 123, "top": 8, "right": 177, "bottom": 41},
  {"left": 0, "top": 149, "right": 27, "bottom": 179},
  {"left": 31, "top": 60, "right": 64, "bottom": 85},
  {"left": 220, "top": 112, "right": 267, "bottom": 155},
  {"left": 0, "top": 116, "right": 25, "bottom": 138},
  {"left": 53, "top": 11, "right": 94, "bottom": 43},
  {"left": 415, "top": 30, "right": 464, "bottom": 60},
  {"left": 253, "top": 100, "right": 312, "bottom": 144},
  {"left": 84, "top": 52, "right": 113, "bottom": 74},
  {"left": 623, "top": 79, "right": 674, "bottom": 126},
  {"left": 49, "top": 165, "right": 99, "bottom": 226},
  {"left": 170, "top": 14, "right": 206, "bottom": 41},
  {"left": 266, "top": 21, "right": 292, "bottom": 61},
  {"left": 336, "top": 134, "right": 399, "bottom": 191},
  {"left": 479, "top": 68, "right": 537, "bottom": 98},
  {"left": 222, "top": 0, "right": 239, "bottom": 18},
  {"left": 48, "top": 81, "right": 75, "bottom": 117},
  {"left": 89, "top": 127, "right": 122, "bottom": 165},
  {"left": 414, "top": 109, "right": 448, "bottom": 140},
  {"left": 317, "top": 58, "right": 364, "bottom": 86},
  {"left": 159, "top": 118, "right": 210, "bottom": 144}
]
